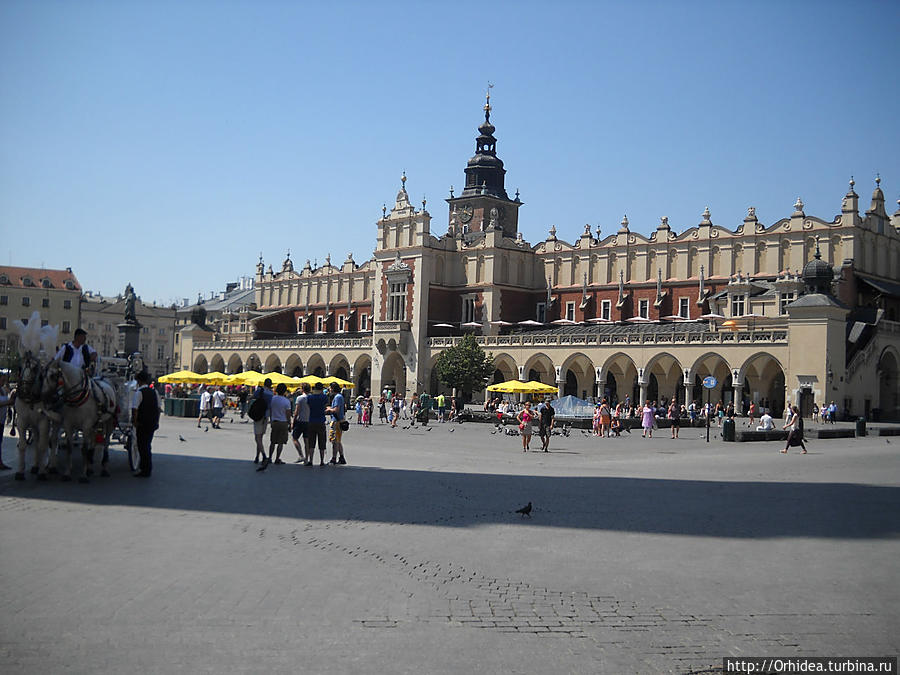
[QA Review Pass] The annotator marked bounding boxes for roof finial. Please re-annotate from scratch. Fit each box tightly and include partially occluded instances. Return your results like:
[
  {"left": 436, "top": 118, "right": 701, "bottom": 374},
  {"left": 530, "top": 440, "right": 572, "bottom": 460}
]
[
  {"left": 382, "top": 203, "right": 387, "bottom": 219},
  {"left": 814, "top": 234, "right": 822, "bottom": 260},
  {"left": 401, "top": 171, "right": 407, "bottom": 190},
  {"left": 876, "top": 173, "right": 881, "bottom": 187},
  {"left": 422, "top": 195, "right": 427, "bottom": 211},
  {"left": 850, "top": 175, "right": 855, "bottom": 189},
  {"left": 484, "top": 82, "right": 493, "bottom": 121},
  {"left": 449, "top": 185, "right": 454, "bottom": 198}
]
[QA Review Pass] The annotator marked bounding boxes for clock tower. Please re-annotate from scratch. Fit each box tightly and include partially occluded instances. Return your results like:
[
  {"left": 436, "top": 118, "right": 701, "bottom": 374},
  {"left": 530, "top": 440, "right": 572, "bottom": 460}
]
[{"left": 446, "top": 89, "right": 522, "bottom": 239}]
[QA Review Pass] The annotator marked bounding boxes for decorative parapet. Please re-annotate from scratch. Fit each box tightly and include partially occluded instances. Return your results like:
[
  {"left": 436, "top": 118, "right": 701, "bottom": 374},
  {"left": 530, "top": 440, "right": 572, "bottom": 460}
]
[
  {"left": 373, "top": 321, "right": 411, "bottom": 333},
  {"left": 195, "top": 336, "right": 373, "bottom": 351},
  {"left": 426, "top": 329, "right": 788, "bottom": 349}
]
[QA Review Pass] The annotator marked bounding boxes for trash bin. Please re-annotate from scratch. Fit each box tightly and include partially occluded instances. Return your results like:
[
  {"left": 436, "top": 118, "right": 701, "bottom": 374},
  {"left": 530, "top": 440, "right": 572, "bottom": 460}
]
[
  {"left": 164, "top": 398, "right": 174, "bottom": 416},
  {"left": 722, "top": 417, "right": 736, "bottom": 442},
  {"left": 183, "top": 398, "right": 199, "bottom": 418},
  {"left": 855, "top": 417, "right": 866, "bottom": 437}
]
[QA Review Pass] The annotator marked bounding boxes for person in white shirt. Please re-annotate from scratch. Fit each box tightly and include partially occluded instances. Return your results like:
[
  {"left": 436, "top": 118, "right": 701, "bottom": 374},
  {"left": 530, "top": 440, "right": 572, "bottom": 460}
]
[
  {"left": 263, "top": 383, "right": 292, "bottom": 468},
  {"left": 757, "top": 412, "right": 775, "bottom": 431},
  {"left": 55, "top": 328, "right": 97, "bottom": 372},
  {"left": 291, "top": 383, "right": 311, "bottom": 465},
  {"left": 211, "top": 387, "right": 226, "bottom": 429},
  {"left": 198, "top": 386, "right": 212, "bottom": 429}
]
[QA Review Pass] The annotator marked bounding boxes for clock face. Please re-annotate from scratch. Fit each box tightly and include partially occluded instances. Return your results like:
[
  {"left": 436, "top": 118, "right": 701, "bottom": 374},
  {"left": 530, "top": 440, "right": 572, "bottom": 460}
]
[{"left": 458, "top": 204, "right": 474, "bottom": 223}]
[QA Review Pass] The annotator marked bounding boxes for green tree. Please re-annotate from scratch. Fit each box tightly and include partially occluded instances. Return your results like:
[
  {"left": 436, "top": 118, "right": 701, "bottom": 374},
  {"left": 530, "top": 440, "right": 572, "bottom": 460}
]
[{"left": 433, "top": 333, "right": 495, "bottom": 399}]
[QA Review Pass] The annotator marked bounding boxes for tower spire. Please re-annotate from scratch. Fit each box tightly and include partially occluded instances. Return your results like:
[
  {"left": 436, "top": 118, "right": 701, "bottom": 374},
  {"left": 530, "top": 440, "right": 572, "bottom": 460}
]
[{"left": 484, "top": 82, "right": 493, "bottom": 122}]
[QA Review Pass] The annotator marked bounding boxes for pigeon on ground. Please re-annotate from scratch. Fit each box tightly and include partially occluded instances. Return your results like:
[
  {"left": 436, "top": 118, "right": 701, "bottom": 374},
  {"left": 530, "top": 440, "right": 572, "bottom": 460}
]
[
  {"left": 427, "top": 427, "right": 433, "bottom": 432},
  {"left": 178, "top": 435, "right": 187, "bottom": 442},
  {"left": 515, "top": 502, "right": 532, "bottom": 517},
  {"left": 204, "top": 427, "right": 208, "bottom": 433},
  {"left": 449, "top": 428, "right": 454, "bottom": 432}
]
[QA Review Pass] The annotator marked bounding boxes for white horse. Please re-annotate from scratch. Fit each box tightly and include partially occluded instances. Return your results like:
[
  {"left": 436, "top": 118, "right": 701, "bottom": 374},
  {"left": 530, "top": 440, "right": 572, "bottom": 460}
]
[
  {"left": 44, "top": 358, "right": 118, "bottom": 483},
  {"left": 13, "top": 351, "right": 52, "bottom": 481}
]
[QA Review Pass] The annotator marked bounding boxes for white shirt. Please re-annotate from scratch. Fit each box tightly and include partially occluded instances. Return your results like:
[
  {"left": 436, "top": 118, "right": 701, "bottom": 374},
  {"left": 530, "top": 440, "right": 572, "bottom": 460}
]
[
  {"left": 294, "top": 394, "right": 310, "bottom": 423},
  {"left": 758, "top": 413, "right": 774, "bottom": 431},
  {"left": 212, "top": 390, "right": 226, "bottom": 408},
  {"left": 269, "top": 395, "right": 292, "bottom": 422},
  {"left": 55, "top": 342, "right": 97, "bottom": 369},
  {"left": 199, "top": 390, "right": 212, "bottom": 412}
]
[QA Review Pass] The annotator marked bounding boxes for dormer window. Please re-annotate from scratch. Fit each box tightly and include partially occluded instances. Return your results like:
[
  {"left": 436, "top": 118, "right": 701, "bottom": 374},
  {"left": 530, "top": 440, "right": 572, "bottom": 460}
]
[
  {"left": 0, "top": 274, "right": 8, "bottom": 284},
  {"left": 23, "top": 276, "right": 34, "bottom": 287},
  {"left": 64, "top": 280, "right": 75, "bottom": 290},
  {"left": 41, "top": 278, "right": 52, "bottom": 288}
]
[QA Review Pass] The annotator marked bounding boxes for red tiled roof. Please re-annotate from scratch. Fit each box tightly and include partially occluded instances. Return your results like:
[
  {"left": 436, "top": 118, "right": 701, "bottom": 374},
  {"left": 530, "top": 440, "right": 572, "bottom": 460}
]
[{"left": 0, "top": 266, "right": 81, "bottom": 291}]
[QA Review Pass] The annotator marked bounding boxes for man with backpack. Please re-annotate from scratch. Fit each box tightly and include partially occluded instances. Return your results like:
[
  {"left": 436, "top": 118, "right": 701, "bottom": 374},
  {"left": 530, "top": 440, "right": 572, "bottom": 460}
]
[{"left": 248, "top": 378, "right": 273, "bottom": 466}]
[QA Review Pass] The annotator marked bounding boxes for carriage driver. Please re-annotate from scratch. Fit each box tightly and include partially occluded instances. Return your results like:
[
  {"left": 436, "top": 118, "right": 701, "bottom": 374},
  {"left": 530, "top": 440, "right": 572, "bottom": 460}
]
[{"left": 55, "top": 328, "right": 98, "bottom": 373}]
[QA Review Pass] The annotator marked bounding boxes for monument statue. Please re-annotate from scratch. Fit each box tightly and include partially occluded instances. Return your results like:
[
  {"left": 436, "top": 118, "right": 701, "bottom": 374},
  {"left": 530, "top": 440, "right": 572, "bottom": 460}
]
[{"left": 124, "top": 283, "right": 137, "bottom": 323}]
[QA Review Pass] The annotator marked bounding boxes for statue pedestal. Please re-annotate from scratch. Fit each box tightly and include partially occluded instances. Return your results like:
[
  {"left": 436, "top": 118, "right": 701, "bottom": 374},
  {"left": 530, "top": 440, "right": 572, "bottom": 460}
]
[{"left": 118, "top": 321, "right": 141, "bottom": 357}]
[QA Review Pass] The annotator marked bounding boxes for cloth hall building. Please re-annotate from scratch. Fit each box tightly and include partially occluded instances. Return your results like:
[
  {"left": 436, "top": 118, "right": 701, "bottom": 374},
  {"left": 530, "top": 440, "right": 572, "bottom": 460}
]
[{"left": 187, "top": 100, "right": 900, "bottom": 421}]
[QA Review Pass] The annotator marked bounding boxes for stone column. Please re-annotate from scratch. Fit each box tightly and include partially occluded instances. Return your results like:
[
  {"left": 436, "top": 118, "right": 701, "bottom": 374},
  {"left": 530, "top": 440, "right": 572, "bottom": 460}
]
[
  {"left": 683, "top": 381, "right": 693, "bottom": 407},
  {"left": 638, "top": 380, "right": 648, "bottom": 405},
  {"left": 595, "top": 380, "right": 605, "bottom": 401}
]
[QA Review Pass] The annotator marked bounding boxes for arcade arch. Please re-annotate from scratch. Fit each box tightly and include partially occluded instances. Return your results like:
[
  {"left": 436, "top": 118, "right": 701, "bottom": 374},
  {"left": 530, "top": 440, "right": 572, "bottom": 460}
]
[
  {"left": 353, "top": 354, "right": 372, "bottom": 396},
  {"left": 643, "top": 352, "right": 684, "bottom": 403},
  {"left": 600, "top": 352, "right": 639, "bottom": 405},
  {"left": 193, "top": 354, "right": 209, "bottom": 374},
  {"left": 209, "top": 354, "right": 225, "bottom": 373},
  {"left": 523, "top": 353, "right": 554, "bottom": 385},
  {"left": 739, "top": 353, "right": 787, "bottom": 416},
  {"left": 329, "top": 354, "right": 351, "bottom": 382},
  {"left": 560, "top": 352, "right": 595, "bottom": 399},
  {"left": 689, "top": 353, "right": 732, "bottom": 405},
  {"left": 306, "top": 354, "right": 326, "bottom": 378},
  {"left": 263, "top": 353, "right": 282, "bottom": 374},
  {"left": 245, "top": 353, "right": 262, "bottom": 372},
  {"left": 227, "top": 353, "right": 244, "bottom": 374},
  {"left": 381, "top": 351, "right": 407, "bottom": 394},
  {"left": 491, "top": 353, "right": 518, "bottom": 385},
  {"left": 284, "top": 354, "right": 303, "bottom": 377}
]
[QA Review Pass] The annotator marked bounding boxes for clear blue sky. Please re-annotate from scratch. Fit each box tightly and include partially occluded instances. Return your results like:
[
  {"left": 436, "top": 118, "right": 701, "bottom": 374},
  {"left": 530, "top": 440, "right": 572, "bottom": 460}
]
[{"left": 2, "top": 0, "right": 898, "bottom": 306}]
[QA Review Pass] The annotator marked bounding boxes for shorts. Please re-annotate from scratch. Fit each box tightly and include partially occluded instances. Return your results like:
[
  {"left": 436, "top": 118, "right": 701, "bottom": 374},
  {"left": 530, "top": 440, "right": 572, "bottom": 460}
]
[
  {"left": 600, "top": 414, "right": 611, "bottom": 425},
  {"left": 212, "top": 407, "right": 224, "bottom": 419},
  {"left": 306, "top": 422, "right": 327, "bottom": 450},
  {"left": 253, "top": 418, "right": 268, "bottom": 436},
  {"left": 520, "top": 425, "right": 532, "bottom": 437},
  {"left": 670, "top": 417, "right": 680, "bottom": 427},
  {"left": 292, "top": 420, "right": 308, "bottom": 440},
  {"left": 270, "top": 420, "right": 289, "bottom": 445},
  {"left": 329, "top": 420, "right": 343, "bottom": 444},
  {"left": 199, "top": 408, "right": 211, "bottom": 418}
]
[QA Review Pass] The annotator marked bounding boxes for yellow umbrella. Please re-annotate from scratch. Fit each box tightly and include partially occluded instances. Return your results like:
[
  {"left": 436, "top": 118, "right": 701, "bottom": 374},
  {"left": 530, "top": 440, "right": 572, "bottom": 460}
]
[
  {"left": 487, "top": 379, "right": 558, "bottom": 394},
  {"left": 158, "top": 370, "right": 201, "bottom": 383},
  {"left": 196, "top": 371, "right": 230, "bottom": 385},
  {"left": 267, "top": 372, "right": 302, "bottom": 386},
  {"left": 229, "top": 370, "right": 267, "bottom": 386},
  {"left": 320, "top": 376, "right": 353, "bottom": 388}
]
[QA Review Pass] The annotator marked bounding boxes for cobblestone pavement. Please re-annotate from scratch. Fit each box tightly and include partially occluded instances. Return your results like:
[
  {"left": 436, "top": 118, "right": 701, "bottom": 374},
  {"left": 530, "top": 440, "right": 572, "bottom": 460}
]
[{"left": 1, "top": 414, "right": 898, "bottom": 674}]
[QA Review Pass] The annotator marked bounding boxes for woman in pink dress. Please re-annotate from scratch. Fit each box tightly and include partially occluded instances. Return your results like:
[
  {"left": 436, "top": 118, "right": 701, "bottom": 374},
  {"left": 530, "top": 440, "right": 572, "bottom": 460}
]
[{"left": 641, "top": 400, "right": 655, "bottom": 438}]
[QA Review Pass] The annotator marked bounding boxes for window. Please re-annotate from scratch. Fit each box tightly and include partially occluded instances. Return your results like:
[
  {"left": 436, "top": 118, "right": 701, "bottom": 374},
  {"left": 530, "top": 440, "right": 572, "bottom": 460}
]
[
  {"left": 63, "top": 299, "right": 72, "bottom": 309},
  {"left": 679, "top": 297, "right": 690, "bottom": 319},
  {"left": 338, "top": 314, "right": 346, "bottom": 332},
  {"left": 317, "top": 316, "right": 324, "bottom": 333},
  {"left": 158, "top": 327, "right": 165, "bottom": 335},
  {"left": 21, "top": 317, "right": 28, "bottom": 326},
  {"left": 175, "top": 334, "right": 180, "bottom": 344},
  {"left": 42, "top": 298, "right": 50, "bottom": 308},
  {"left": 360, "top": 313, "right": 369, "bottom": 331},
  {"left": 157, "top": 345, "right": 165, "bottom": 359},
  {"left": 638, "top": 298, "right": 649, "bottom": 319},
  {"left": 779, "top": 292, "right": 795, "bottom": 315},
  {"left": 297, "top": 318, "right": 303, "bottom": 333},
  {"left": 41, "top": 319, "right": 49, "bottom": 327},
  {"left": 42, "top": 279, "right": 51, "bottom": 288},
  {"left": 88, "top": 322, "right": 94, "bottom": 329},
  {"left": 61, "top": 320, "right": 70, "bottom": 333},
  {"left": 388, "top": 282, "right": 407, "bottom": 321},
  {"left": 142, "top": 327, "right": 149, "bottom": 334},
  {"left": 462, "top": 297, "right": 476, "bottom": 324},
  {"left": 223, "top": 321, "right": 230, "bottom": 333},
  {"left": 23, "top": 277, "right": 33, "bottom": 287},
  {"left": 601, "top": 299, "right": 611, "bottom": 321},
  {"left": 141, "top": 343, "right": 148, "bottom": 354},
  {"left": 731, "top": 294, "right": 745, "bottom": 317},
  {"left": 0, "top": 295, "right": 6, "bottom": 305},
  {"left": 536, "top": 302, "right": 546, "bottom": 323},
  {"left": 0, "top": 318, "right": 5, "bottom": 329},
  {"left": 239, "top": 319, "right": 247, "bottom": 333},
  {"left": 565, "top": 301, "right": 575, "bottom": 322},
  {"left": 22, "top": 296, "right": 30, "bottom": 307}
]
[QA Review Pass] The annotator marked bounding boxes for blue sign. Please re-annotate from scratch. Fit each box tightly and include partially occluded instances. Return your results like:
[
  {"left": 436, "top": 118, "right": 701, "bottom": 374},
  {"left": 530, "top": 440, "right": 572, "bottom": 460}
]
[{"left": 702, "top": 376, "right": 718, "bottom": 389}]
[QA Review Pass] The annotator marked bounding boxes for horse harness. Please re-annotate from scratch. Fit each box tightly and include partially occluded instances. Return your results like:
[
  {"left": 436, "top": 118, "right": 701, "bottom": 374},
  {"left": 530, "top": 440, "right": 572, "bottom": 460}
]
[{"left": 57, "top": 367, "right": 117, "bottom": 419}]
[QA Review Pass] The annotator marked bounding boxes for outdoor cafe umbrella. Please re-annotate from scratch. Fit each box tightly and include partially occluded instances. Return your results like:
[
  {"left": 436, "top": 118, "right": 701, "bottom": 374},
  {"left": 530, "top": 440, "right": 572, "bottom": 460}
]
[
  {"left": 460, "top": 321, "right": 483, "bottom": 330},
  {"left": 196, "top": 371, "right": 231, "bottom": 385},
  {"left": 229, "top": 370, "right": 267, "bottom": 386},
  {"left": 551, "top": 318, "right": 578, "bottom": 325},
  {"left": 158, "top": 370, "right": 201, "bottom": 384},
  {"left": 487, "top": 379, "right": 559, "bottom": 395},
  {"left": 517, "top": 320, "right": 544, "bottom": 327}
]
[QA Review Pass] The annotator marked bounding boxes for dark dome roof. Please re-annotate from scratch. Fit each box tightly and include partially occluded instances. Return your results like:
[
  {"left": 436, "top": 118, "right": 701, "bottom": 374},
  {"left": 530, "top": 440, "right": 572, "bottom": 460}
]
[{"left": 802, "top": 250, "right": 834, "bottom": 294}]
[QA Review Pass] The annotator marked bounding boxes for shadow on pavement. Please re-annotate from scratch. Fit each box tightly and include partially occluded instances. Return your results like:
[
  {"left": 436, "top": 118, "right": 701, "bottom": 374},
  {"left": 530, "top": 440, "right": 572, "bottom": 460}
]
[{"left": 1, "top": 447, "right": 898, "bottom": 540}]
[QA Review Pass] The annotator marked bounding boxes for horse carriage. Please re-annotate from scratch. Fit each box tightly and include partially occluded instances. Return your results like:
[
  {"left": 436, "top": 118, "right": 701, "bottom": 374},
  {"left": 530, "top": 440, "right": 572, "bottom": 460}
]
[{"left": 11, "top": 313, "right": 145, "bottom": 482}]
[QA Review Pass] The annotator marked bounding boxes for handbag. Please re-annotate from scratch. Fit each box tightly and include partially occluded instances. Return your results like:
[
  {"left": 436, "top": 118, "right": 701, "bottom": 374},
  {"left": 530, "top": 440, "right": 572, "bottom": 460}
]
[{"left": 339, "top": 419, "right": 349, "bottom": 431}]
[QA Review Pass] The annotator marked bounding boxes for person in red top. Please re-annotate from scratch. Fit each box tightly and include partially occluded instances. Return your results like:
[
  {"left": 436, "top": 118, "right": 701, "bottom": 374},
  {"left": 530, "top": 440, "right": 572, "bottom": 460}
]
[{"left": 517, "top": 401, "right": 535, "bottom": 452}]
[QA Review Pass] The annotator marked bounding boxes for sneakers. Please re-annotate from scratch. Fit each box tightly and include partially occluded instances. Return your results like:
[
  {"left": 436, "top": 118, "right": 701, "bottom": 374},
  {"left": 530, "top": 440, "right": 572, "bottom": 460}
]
[
  {"left": 328, "top": 458, "right": 337, "bottom": 465},
  {"left": 274, "top": 459, "right": 285, "bottom": 465},
  {"left": 338, "top": 456, "right": 347, "bottom": 465}
]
